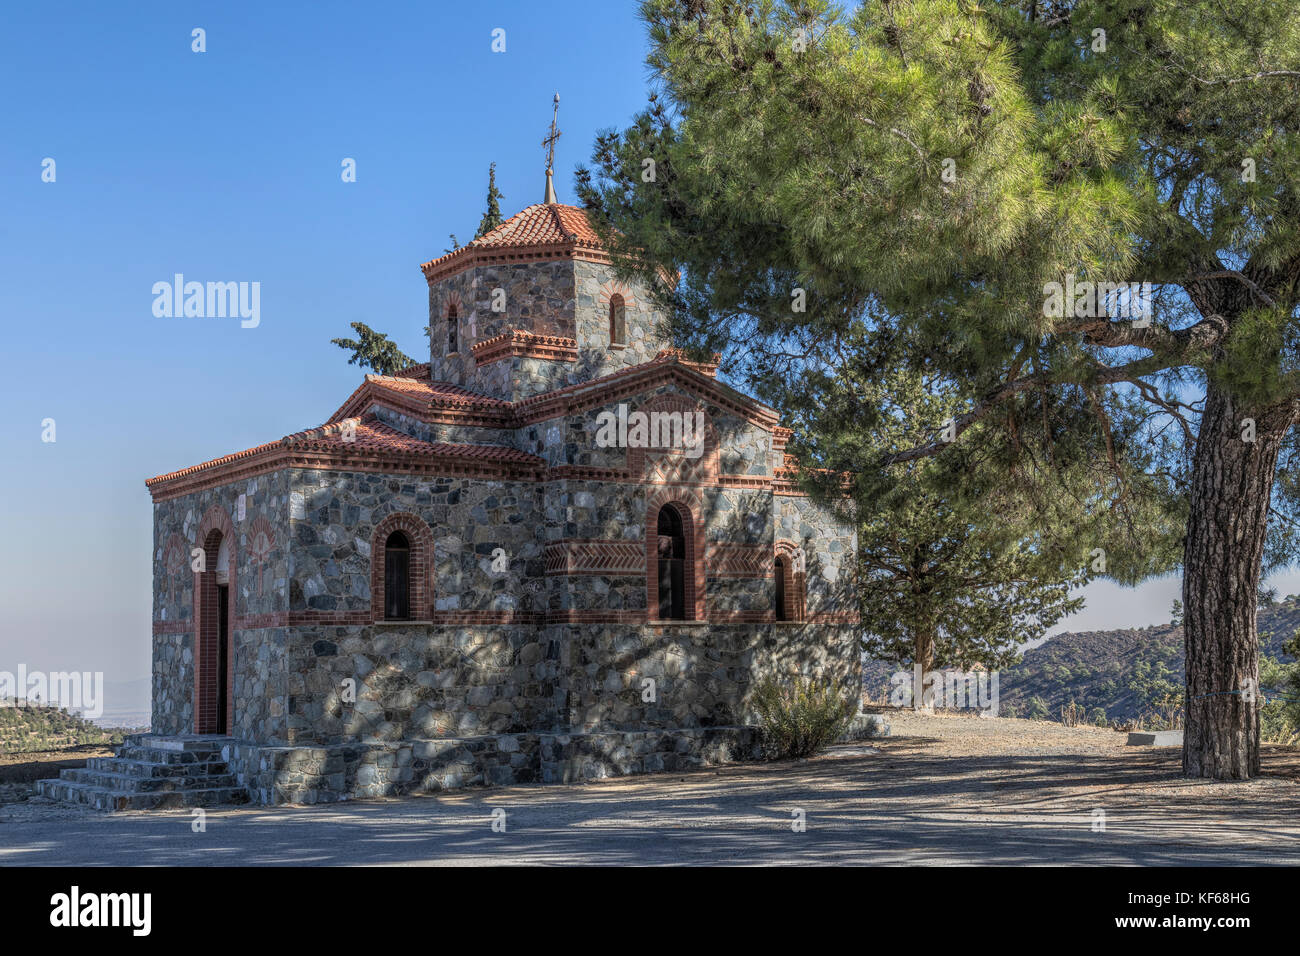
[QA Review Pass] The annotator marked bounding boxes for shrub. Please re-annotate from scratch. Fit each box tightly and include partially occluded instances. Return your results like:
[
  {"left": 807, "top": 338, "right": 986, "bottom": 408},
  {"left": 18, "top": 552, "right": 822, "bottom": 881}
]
[
  {"left": 1261, "top": 652, "right": 1300, "bottom": 746},
  {"left": 1023, "top": 695, "right": 1050, "bottom": 721},
  {"left": 752, "top": 676, "right": 857, "bottom": 760},
  {"left": 1059, "top": 699, "right": 1085, "bottom": 727},
  {"left": 1140, "top": 692, "right": 1185, "bottom": 732}
]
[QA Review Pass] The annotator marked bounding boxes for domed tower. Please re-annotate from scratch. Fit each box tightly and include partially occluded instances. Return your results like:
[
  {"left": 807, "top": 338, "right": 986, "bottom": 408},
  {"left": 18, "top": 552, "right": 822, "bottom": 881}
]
[{"left": 418, "top": 101, "right": 665, "bottom": 401}]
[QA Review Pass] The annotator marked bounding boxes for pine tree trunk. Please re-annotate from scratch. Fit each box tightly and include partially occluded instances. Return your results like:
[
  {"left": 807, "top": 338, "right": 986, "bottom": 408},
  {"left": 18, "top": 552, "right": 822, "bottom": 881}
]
[
  {"left": 914, "top": 628, "right": 936, "bottom": 712},
  {"left": 1182, "top": 384, "right": 1287, "bottom": 779}
]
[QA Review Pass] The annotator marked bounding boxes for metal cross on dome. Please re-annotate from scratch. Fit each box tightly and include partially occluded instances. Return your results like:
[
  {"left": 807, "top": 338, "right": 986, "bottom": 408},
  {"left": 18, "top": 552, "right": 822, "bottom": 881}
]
[{"left": 542, "top": 93, "right": 561, "bottom": 203}]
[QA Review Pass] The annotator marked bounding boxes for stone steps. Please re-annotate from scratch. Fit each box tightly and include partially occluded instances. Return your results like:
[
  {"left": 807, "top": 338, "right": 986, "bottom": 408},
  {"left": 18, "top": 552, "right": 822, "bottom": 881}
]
[
  {"left": 60, "top": 767, "right": 240, "bottom": 791},
  {"left": 34, "top": 734, "right": 249, "bottom": 812},
  {"left": 84, "top": 756, "right": 233, "bottom": 778}
]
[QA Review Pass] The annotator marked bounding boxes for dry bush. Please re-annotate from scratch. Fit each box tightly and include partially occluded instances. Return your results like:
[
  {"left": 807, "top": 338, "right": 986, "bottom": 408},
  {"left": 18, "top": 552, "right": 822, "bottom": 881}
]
[
  {"left": 1059, "top": 699, "right": 1086, "bottom": 728},
  {"left": 753, "top": 677, "right": 857, "bottom": 760}
]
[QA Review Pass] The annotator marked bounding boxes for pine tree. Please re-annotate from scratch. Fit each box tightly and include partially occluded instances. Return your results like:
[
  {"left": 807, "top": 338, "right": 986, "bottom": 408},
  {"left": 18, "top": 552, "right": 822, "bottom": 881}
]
[
  {"left": 578, "top": 0, "right": 1300, "bottom": 778},
  {"left": 330, "top": 322, "right": 413, "bottom": 376},
  {"left": 801, "top": 354, "right": 1085, "bottom": 704},
  {"left": 475, "top": 162, "right": 504, "bottom": 238}
]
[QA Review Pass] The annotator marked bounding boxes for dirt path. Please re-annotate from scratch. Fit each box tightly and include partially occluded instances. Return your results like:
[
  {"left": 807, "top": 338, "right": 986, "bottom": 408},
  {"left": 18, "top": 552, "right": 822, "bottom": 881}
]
[{"left": 3, "top": 715, "right": 1298, "bottom": 864}]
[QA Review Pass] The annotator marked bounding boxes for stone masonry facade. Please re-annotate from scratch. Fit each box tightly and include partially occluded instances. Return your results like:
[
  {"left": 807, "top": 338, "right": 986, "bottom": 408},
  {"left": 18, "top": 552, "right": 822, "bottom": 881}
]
[{"left": 144, "top": 201, "right": 863, "bottom": 805}]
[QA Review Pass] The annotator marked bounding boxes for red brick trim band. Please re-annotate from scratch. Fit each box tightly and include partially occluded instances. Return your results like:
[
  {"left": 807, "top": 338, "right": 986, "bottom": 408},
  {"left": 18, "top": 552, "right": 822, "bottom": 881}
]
[
  {"left": 543, "top": 539, "right": 646, "bottom": 576},
  {"left": 159, "top": 608, "right": 858, "bottom": 630},
  {"left": 473, "top": 330, "right": 579, "bottom": 366},
  {"left": 421, "top": 243, "right": 612, "bottom": 285},
  {"left": 711, "top": 544, "right": 774, "bottom": 579}
]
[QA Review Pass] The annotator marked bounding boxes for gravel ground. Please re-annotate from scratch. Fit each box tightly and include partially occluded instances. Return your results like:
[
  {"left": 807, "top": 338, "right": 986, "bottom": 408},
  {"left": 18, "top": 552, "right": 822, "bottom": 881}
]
[{"left": 2, "top": 714, "right": 1298, "bottom": 864}]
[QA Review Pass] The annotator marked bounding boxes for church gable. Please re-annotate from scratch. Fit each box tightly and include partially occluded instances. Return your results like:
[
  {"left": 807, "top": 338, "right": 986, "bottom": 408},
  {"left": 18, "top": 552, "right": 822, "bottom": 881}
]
[{"left": 537, "top": 379, "right": 776, "bottom": 487}]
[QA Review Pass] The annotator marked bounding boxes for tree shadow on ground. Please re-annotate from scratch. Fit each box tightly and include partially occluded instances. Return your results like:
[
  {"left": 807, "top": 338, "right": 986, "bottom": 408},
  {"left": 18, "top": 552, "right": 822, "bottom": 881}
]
[{"left": 6, "top": 742, "right": 1300, "bottom": 866}]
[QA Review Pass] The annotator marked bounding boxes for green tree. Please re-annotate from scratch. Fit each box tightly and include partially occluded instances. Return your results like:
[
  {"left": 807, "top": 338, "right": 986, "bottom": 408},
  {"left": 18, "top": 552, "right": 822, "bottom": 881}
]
[
  {"left": 330, "top": 321, "right": 413, "bottom": 376},
  {"left": 475, "top": 162, "right": 505, "bottom": 238},
  {"left": 809, "top": 354, "right": 1084, "bottom": 695},
  {"left": 579, "top": 0, "right": 1300, "bottom": 780}
]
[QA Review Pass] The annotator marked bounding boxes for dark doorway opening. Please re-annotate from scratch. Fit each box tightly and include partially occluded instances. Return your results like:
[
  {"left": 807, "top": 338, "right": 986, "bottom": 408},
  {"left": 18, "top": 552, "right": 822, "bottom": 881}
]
[
  {"left": 775, "top": 556, "right": 787, "bottom": 621},
  {"left": 216, "top": 583, "right": 229, "bottom": 733},
  {"left": 385, "top": 531, "right": 411, "bottom": 620},
  {"left": 656, "top": 506, "right": 686, "bottom": 620}
]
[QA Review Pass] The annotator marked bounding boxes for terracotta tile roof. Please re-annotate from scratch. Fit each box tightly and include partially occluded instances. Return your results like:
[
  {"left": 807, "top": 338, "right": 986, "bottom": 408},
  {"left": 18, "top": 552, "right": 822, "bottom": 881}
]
[
  {"left": 328, "top": 372, "right": 511, "bottom": 425},
  {"left": 388, "top": 362, "right": 430, "bottom": 380},
  {"left": 146, "top": 419, "right": 542, "bottom": 487},
  {"left": 145, "top": 440, "right": 286, "bottom": 486},
  {"left": 420, "top": 203, "right": 607, "bottom": 282},
  {"left": 286, "top": 419, "right": 541, "bottom": 462},
  {"left": 366, "top": 374, "right": 510, "bottom": 408},
  {"left": 469, "top": 203, "right": 600, "bottom": 249}
]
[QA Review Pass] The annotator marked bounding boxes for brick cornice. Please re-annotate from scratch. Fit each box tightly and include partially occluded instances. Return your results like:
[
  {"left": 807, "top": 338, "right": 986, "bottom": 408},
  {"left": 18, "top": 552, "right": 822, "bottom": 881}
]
[
  {"left": 147, "top": 446, "right": 546, "bottom": 502},
  {"left": 472, "top": 330, "right": 579, "bottom": 366},
  {"left": 421, "top": 243, "right": 613, "bottom": 286}
]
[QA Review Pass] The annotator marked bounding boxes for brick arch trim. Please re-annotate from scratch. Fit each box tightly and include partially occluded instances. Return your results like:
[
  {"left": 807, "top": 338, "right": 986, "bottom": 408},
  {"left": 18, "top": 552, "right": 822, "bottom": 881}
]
[
  {"left": 596, "top": 280, "right": 637, "bottom": 311},
  {"left": 371, "top": 512, "right": 434, "bottom": 621},
  {"left": 438, "top": 289, "right": 464, "bottom": 318},
  {"left": 193, "top": 503, "right": 236, "bottom": 735},
  {"left": 646, "top": 488, "right": 706, "bottom": 621},
  {"left": 774, "top": 539, "right": 807, "bottom": 622}
]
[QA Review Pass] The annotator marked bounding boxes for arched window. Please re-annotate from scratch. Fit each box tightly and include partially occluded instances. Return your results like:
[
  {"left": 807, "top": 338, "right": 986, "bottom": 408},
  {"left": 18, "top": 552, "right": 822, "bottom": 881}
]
[
  {"left": 447, "top": 305, "right": 459, "bottom": 355},
  {"left": 609, "top": 294, "right": 626, "bottom": 346},
  {"left": 774, "top": 555, "right": 788, "bottom": 621},
  {"left": 774, "top": 543, "right": 805, "bottom": 622},
  {"left": 384, "top": 530, "right": 411, "bottom": 620},
  {"left": 656, "top": 505, "right": 687, "bottom": 620}
]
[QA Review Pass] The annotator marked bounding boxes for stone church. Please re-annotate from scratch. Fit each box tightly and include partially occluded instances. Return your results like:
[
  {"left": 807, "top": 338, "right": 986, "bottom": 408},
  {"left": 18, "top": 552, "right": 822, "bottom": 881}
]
[{"left": 43, "top": 169, "right": 865, "bottom": 808}]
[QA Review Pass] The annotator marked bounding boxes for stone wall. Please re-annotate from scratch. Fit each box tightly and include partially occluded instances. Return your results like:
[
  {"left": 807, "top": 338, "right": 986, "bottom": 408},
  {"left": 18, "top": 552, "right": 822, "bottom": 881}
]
[
  {"left": 151, "top": 472, "right": 291, "bottom": 736},
  {"left": 427, "top": 262, "right": 577, "bottom": 393},
  {"left": 282, "top": 622, "right": 561, "bottom": 745},
  {"left": 424, "top": 260, "right": 669, "bottom": 401},
  {"left": 287, "top": 469, "right": 544, "bottom": 616},
  {"left": 564, "top": 622, "right": 859, "bottom": 732},
  {"left": 776, "top": 494, "right": 858, "bottom": 616},
  {"left": 574, "top": 261, "right": 666, "bottom": 376},
  {"left": 222, "top": 726, "right": 763, "bottom": 804}
]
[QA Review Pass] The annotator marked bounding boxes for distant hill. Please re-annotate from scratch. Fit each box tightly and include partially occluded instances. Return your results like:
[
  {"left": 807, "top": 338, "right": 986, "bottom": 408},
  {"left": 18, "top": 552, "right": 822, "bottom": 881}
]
[
  {"left": 0, "top": 700, "right": 143, "bottom": 753},
  {"left": 863, "top": 600, "right": 1300, "bottom": 723}
]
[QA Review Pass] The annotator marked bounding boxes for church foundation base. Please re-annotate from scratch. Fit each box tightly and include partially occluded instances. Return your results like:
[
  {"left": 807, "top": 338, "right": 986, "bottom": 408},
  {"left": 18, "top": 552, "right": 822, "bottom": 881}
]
[{"left": 221, "top": 727, "right": 764, "bottom": 806}]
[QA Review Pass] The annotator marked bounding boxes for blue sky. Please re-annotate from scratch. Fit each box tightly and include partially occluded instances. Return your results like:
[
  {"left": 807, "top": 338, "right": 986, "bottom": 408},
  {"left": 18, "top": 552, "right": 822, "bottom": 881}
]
[{"left": 2, "top": 1, "right": 1296, "bottom": 705}]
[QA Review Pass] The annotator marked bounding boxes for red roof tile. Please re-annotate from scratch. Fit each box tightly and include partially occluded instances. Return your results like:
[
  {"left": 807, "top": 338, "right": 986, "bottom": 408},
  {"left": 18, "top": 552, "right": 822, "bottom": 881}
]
[
  {"left": 367, "top": 374, "right": 509, "bottom": 408},
  {"left": 146, "top": 419, "right": 542, "bottom": 486},
  {"left": 285, "top": 420, "right": 540, "bottom": 462},
  {"left": 420, "top": 203, "right": 607, "bottom": 281},
  {"left": 388, "top": 362, "right": 430, "bottom": 380}
]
